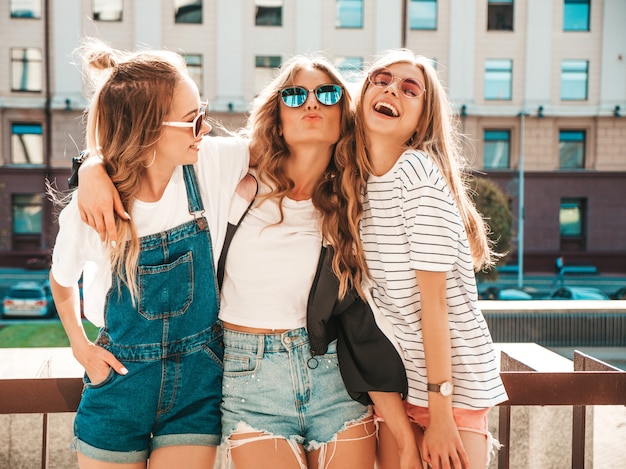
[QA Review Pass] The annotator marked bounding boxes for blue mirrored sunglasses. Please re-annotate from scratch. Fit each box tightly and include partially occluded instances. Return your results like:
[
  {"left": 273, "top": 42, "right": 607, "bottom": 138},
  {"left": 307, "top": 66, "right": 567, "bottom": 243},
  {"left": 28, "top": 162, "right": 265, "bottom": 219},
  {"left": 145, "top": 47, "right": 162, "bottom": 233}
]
[{"left": 279, "top": 84, "right": 343, "bottom": 108}]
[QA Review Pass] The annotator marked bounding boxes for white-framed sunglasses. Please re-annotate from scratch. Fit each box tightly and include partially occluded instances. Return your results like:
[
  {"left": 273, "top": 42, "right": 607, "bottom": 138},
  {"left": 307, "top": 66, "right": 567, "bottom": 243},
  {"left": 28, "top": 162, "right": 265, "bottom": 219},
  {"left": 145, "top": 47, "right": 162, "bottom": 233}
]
[{"left": 162, "top": 102, "right": 210, "bottom": 138}]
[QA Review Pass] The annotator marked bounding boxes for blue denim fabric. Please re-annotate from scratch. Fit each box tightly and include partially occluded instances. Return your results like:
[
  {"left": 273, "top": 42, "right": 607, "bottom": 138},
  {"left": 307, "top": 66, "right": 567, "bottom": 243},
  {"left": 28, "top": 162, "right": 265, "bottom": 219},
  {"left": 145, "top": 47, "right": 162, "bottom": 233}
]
[
  {"left": 221, "top": 327, "right": 370, "bottom": 451},
  {"left": 73, "top": 166, "right": 223, "bottom": 463}
]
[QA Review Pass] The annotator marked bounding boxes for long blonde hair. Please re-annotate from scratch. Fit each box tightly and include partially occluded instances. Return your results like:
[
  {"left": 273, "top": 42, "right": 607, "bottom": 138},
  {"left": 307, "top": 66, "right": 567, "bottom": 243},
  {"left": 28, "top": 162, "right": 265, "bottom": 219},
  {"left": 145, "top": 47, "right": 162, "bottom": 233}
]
[
  {"left": 243, "top": 55, "right": 369, "bottom": 298},
  {"left": 79, "top": 38, "right": 189, "bottom": 299},
  {"left": 355, "top": 49, "right": 496, "bottom": 270}
]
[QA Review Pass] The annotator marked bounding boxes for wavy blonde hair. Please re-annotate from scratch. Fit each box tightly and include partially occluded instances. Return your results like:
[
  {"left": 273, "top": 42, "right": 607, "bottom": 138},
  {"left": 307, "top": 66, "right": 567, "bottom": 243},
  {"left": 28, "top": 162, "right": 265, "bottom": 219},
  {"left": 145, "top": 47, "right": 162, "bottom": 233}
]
[
  {"left": 355, "top": 49, "right": 496, "bottom": 270},
  {"left": 243, "top": 55, "right": 368, "bottom": 298},
  {"left": 79, "top": 38, "right": 189, "bottom": 300}
]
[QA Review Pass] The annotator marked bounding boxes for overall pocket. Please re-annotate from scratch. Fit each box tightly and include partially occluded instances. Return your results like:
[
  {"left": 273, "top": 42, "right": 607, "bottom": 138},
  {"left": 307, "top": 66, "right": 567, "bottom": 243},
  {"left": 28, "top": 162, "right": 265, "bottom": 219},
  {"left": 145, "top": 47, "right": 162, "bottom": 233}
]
[{"left": 138, "top": 251, "right": 193, "bottom": 320}]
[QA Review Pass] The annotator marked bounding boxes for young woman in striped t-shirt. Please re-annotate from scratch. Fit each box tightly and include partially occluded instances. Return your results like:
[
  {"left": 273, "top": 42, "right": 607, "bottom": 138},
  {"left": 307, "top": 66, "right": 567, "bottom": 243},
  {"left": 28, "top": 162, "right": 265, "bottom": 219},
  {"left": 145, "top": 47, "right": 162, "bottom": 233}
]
[{"left": 354, "top": 49, "right": 508, "bottom": 469}]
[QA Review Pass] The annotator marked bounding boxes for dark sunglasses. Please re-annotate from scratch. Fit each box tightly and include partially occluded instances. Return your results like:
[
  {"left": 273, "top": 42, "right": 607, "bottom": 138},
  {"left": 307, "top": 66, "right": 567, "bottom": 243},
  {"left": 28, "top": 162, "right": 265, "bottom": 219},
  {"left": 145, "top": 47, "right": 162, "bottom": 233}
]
[
  {"left": 279, "top": 84, "right": 343, "bottom": 108},
  {"left": 162, "top": 102, "right": 209, "bottom": 138},
  {"left": 368, "top": 67, "right": 426, "bottom": 98}
]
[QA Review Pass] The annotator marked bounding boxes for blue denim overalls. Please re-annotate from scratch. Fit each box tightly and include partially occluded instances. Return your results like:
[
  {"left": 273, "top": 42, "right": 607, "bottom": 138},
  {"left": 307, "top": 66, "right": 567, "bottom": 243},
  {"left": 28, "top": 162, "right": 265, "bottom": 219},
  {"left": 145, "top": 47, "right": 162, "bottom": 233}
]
[{"left": 73, "top": 165, "right": 223, "bottom": 464}]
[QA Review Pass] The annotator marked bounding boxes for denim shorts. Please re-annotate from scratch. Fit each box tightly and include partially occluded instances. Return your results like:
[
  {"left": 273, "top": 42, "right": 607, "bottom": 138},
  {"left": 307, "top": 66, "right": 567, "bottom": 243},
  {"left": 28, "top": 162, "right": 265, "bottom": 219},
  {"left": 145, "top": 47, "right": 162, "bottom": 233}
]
[
  {"left": 73, "top": 336, "right": 223, "bottom": 464},
  {"left": 221, "top": 327, "right": 371, "bottom": 451}
]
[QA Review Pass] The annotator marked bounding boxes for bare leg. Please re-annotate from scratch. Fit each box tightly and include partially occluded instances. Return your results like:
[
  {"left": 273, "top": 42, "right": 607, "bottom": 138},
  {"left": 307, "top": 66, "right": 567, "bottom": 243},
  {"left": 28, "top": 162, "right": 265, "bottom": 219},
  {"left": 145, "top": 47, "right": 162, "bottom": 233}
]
[
  {"left": 226, "top": 432, "right": 306, "bottom": 469},
  {"left": 308, "top": 416, "right": 377, "bottom": 469},
  {"left": 148, "top": 445, "right": 216, "bottom": 469},
  {"left": 459, "top": 431, "right": 489, "bottom": 469},
  {"left": 77, "top": 453, "right": 146, "bottom": 469},
  {"left": 375, "top": 421, "right": 427, "bottom": 469}
]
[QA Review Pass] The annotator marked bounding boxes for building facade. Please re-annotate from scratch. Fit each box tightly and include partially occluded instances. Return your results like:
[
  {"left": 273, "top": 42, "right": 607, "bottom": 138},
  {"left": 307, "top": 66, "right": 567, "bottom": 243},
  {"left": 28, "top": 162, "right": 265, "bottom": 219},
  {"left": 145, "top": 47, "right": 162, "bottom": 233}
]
[{"left": 1, "top": 0, "right": 625, "bottom": 273}]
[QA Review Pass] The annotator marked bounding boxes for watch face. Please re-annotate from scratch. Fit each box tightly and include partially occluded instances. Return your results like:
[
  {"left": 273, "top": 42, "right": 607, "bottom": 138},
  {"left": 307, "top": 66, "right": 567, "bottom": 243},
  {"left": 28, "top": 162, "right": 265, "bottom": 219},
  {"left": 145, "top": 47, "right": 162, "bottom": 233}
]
[{"left": 440, "top": 381, "right": 454, "bottom": 397}]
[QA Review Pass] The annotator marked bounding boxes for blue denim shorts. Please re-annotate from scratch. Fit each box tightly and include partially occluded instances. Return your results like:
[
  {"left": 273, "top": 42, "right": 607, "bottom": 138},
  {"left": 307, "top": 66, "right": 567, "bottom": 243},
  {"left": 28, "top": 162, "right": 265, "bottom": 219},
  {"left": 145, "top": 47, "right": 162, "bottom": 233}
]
[
  {"left": 72, "top": 336, "right": 223, "bottom": 464},
  {"left": 220, "top": 327, "right": 371, "bottom": 451}
]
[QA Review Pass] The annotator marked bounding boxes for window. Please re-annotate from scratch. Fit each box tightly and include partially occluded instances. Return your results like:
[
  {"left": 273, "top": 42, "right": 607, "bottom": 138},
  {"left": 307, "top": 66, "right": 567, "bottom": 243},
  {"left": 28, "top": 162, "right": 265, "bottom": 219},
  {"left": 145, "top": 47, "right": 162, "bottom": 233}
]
[
  {"left": 409, "top": 0, "right": 437, "bottom": 30},
  {"left": 93, "top": 0, "right": 123, "bottom": 21},
  {"left": 484, "top": 59, "right": 512, "bottom": 100},
  {"left": 487, "top": 0, "right": 513, "bottom": 31},
  {"left": 560, "top": 198, "right": 586, "bottom": 251},
  {"left": 11, "top": 48, "right": 43, "bottom": 92},
  {"left": 184, "top": 54, "right": 203, "bottom": 95},
  {"left": 334, "top": 56, "right": 362, "bottom": 84},
  {"left": 13, "top": 194, "right": 42, "bottom": 235},
  {"left": 11, "top": 123, "right": 43, "bottom": 165},
  {"left": 561, "top": 60, "right": 588, "bottom": 100},
  {"left": 483, "top": 130, "right": 510, "bottom": 169},
  {"left": 336, "top": 0, "right": 363, "bottom": 29},
  {"left": 255, "top": 0, "right": 282, "bottom": 26},
  {"left": 10, "top": 0, "right": 41, "bottom": 18},
  {"left": 563, "top": 0, "right": 590, "bottom": 31},
  {"left": 175, "top": 0, "right": 202, "bottom": 24},
  {"left": 559, "top": 130, "right": 585, "bottom": 169},
  {"left": 255, "top": 55, "right": 281, "bottom": 96}
]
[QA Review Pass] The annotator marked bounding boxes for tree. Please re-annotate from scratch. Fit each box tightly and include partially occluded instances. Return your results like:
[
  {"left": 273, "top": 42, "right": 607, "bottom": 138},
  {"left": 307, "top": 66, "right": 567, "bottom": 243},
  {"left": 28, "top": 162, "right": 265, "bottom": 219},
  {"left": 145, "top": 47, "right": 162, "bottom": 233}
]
[{"left": 470, "top": 176, "right": 514, "bottom": 281}]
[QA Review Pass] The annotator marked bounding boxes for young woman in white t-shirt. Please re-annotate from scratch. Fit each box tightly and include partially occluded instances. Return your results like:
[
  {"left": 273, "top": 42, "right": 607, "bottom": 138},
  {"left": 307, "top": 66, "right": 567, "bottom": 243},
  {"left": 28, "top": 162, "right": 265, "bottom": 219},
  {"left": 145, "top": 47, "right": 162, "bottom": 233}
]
[
  {"left": 354, "top": 49, "right": 509, "bottom": 469},
  {"left": 49, "top": 39, "right": 248, "bottom": 468},
  {"left": 71, "top": 55, "right": 408, "bottom": 469}
]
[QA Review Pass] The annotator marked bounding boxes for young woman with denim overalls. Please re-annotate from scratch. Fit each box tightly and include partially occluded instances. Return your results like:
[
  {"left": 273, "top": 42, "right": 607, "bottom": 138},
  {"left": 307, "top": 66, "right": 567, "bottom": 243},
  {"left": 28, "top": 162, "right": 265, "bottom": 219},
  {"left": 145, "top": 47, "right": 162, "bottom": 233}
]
[
  {"left": 49, "top": 39, "right": 248, "bottom": 469},
  {"left": 70, "top": 55, "right": 409, "bottom": 469}
]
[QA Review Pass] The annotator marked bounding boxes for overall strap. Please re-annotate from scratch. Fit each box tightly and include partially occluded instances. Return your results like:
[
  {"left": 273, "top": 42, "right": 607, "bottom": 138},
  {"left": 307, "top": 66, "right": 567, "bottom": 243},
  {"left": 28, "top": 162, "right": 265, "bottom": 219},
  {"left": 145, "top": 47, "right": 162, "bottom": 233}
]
[{"left": 182, "top": 165, "right": 206, "bottom": 227}]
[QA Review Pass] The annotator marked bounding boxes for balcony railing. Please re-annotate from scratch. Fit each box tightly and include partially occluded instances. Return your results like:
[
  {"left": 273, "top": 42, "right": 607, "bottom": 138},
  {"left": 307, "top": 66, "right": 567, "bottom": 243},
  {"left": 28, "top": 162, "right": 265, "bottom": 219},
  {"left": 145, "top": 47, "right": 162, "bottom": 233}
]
[{"left": 1, "top": 345, "right": 625, "bottom": 469}]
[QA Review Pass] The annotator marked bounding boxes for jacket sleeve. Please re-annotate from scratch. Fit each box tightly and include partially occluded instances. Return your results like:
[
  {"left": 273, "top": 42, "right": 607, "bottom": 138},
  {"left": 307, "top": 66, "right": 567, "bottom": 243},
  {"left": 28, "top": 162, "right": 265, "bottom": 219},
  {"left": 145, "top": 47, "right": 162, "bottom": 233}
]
[{"left": 335, "top": 294, "right": 408, "bottom": 406}]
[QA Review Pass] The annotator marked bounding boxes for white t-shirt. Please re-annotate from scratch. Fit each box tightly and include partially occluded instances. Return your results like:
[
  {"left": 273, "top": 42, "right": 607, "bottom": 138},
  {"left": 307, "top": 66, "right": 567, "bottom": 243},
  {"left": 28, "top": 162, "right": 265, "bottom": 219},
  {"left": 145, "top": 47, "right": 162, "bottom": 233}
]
[
  {"left": 360, "top": 149, "right": 508, "bottom": 409},
  {"left": 51, "top": 136, "right": 249, "bottom": 327},
  {"left": 219, "top": 171, "right": 322, "bottom": 330}
]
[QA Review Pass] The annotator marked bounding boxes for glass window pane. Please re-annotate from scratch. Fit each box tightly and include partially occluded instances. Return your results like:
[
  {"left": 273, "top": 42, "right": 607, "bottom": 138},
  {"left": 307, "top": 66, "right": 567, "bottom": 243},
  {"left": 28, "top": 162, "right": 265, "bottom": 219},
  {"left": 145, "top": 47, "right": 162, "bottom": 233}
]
[
  {"left": 336, "top": 0, "right": 363, "bottom": 28},
  {"left": 561, "top": 60, "right": 588, "bottom": 100},
  {"left": 559, "top": 130, "right": 585, "bottom": 169},
  {"left": 410, "top": 0, "right": 437, "bottom": 30},
  {"left": 560, "top": 199, "right": 583, "bottom": 236},
  {"left": 93, "top": 0, "right": 123, "bottom": 21},
  {"left": 256, "top": 0, "right": 282, "bottom": 26},
  {"left": 484, "top": 59, "right": 512, "bottom": 100},
  {"left": 184, "top": 54, "right": 203, "bottom": 95},
  {"left": 334, "top": 56, "right": 362, "bottom": 84},
  {"left": 483, "top": 130, "right": 510, "bottom": 169},
  {"left": 175, "top": 0, "right": 202, "bottom": 24},
  {"left": 255, "top": 56, "right": 281, "bottom": 96},
  {"left": 11, "top": 123, "right": 43, "bottom": 165},
  {"left": 11, "top": 48, "right": 43, "bottom": 92},
  {"left": 13, "top": 194, "right": 42, "bottom": 235},
  {"left": 487, "top": 1, "right": 514, "bottom": 31},
  {"left": 10, "top": 0, "right": 41, "bottom": 18},
  {"left": 563, "top": 0, "right": 589, "bottom": 31}
]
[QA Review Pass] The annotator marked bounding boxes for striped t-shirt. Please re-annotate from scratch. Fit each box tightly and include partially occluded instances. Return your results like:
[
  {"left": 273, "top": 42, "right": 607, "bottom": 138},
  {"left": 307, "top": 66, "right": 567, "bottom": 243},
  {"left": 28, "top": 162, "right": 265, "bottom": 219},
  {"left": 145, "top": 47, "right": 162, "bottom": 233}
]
[{"left": 361, "top": 149, "right": 508, "bottom": 409}]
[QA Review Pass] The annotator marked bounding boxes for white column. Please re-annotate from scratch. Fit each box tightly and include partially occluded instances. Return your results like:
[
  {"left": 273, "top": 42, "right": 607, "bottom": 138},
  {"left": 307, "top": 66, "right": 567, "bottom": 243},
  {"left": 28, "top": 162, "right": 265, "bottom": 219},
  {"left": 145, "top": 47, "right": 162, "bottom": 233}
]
[
  {"left": 51, "top": 0, "right": 83, "bottom": 109},
  {"left": 524, "top": 0, "right": 553, "bottom": 110},
  {"left": 599, "top": 0, "right": 626, "bottom": 113},
  {"left": 448, "top": 0, "right": 476, "bottom": 107},
  {"left": 374, "top": 0, "right": 403, "bottom": 52},
  {"left": 215, "top": 0, "right": 245, "bottom": 112},
  {"left": 135, "top": 0, "right": 162, "bottom": 48},
  {"left": 295, "top": 0, "right": 322, "bottom": 53}
]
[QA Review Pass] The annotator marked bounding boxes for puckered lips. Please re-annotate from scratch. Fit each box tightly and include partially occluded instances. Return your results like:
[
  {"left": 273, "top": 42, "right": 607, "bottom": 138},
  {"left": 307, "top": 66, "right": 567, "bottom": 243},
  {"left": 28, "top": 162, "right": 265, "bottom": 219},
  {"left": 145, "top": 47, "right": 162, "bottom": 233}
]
[{"left": 374, "top": 100, "right": 399, "bottom": 117}]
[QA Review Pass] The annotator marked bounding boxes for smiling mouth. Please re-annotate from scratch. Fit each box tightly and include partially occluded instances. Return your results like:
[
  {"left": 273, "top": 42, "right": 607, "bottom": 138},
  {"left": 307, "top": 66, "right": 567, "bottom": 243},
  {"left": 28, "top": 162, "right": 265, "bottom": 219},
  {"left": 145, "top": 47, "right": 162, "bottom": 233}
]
[{"left": 374, "top": 101, "right": 399, "bottom": 117}]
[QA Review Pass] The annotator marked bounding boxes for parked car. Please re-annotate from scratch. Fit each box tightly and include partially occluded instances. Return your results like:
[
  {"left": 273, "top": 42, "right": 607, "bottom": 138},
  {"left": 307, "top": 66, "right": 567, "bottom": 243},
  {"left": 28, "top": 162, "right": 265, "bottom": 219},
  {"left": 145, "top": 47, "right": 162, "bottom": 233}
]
[
  {"left": 41, "top": 280, "right": 58, "bottom": 317},
  {"left": 479, "top": 286, "right": 533, "bottom": 300},
  {"left": 611, "top": 286, "right": 626, "bottom": 300},
  {"left": 547, "top": 286, "right": 610, "bottom": 300},
  {"left": 2, "top": 282, "right": 51, "bottom": 318}
]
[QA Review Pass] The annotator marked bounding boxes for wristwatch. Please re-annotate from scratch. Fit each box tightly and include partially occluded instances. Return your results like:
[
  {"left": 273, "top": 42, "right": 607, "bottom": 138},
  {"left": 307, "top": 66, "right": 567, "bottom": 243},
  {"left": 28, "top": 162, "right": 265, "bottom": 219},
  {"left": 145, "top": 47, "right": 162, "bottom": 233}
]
[
  {"left": 427, "top": 381, "right": 454, "bottom": 397},
  {"left": 68, "top": 150, "right": 89, "bottom": 189}
]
